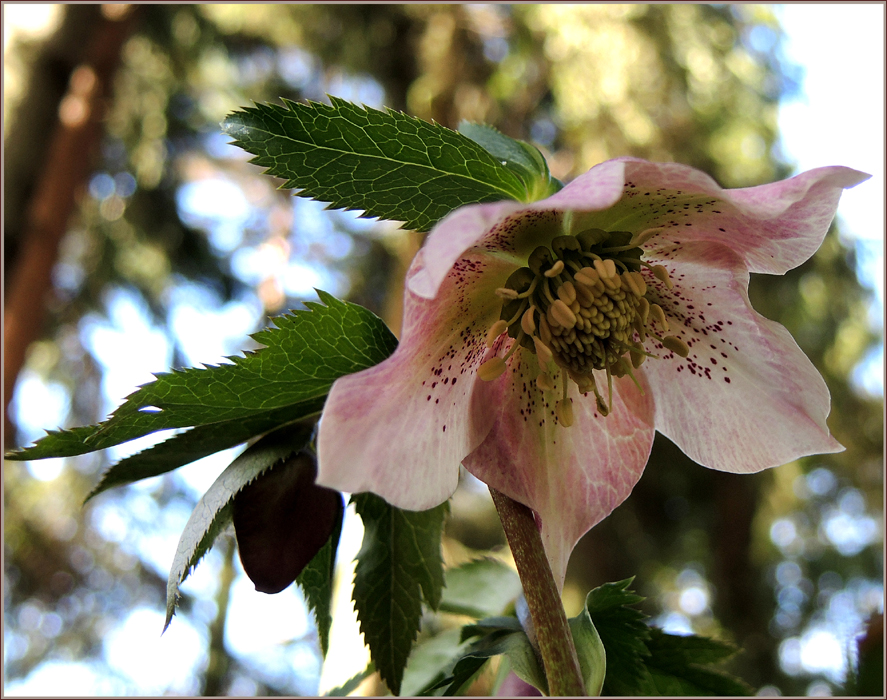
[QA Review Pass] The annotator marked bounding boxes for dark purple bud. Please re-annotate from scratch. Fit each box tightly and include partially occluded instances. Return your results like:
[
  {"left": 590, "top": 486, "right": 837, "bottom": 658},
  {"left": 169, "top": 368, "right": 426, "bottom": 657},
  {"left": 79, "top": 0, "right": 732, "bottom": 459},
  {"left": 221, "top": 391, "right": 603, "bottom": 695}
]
[{"left": 233, "top": 451, "right": 342, "bottom": 594}]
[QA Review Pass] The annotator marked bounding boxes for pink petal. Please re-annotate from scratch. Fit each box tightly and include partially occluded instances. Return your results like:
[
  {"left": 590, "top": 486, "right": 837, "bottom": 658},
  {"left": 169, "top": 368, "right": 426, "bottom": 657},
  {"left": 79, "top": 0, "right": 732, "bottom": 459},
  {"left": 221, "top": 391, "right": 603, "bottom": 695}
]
[
  {"left": 600, "top": 159, "right": 869, "bottom": 275},
  {"left": 536, "top": 158, "right": 628, "bottom": 212},
  {"left": 408, "top": 201, "right": 525, "bottom": 299},
  {"left": 316, "top": 250, "right": 514, "bottom": 510},
  {"left": 463, "top": 352, "right": 655, "bottom": 590},
  {"left": 724, "top": 166, "right": 870, "bottom": 273},
  {"left": 639, "top": 238, "right": 843, "bottom": 473}
]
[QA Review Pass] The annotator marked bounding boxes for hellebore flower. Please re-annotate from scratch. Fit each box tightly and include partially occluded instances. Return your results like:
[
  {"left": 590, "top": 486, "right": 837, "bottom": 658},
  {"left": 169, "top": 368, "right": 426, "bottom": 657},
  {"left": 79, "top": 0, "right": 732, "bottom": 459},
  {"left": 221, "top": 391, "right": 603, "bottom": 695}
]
[{"left": 316, "top": 157, "right": 868, "bottom": 587}]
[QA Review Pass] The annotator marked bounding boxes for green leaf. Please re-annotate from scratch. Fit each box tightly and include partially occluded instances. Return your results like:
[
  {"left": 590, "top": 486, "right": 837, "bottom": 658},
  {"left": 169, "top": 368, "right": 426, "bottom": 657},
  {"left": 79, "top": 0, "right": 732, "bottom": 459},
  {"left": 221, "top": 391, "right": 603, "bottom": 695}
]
[
  {"left": 432, "top": 654, "right": 488, "bottom": 697},
  {"left": 460, "top": 616, "right": 523, "bottom": 642},
  {"left": 433, "top": 619, "right": 545, "bottom": 696},
  {"left": 585, "top": 578, "right": 651, "bottom": 696},
  {"left": 458, "top": 122, "right": 561, "bottom": 201},
  {"left": 9, "top": 291, "right": 397, "bottom": 466},
  {"left": 400, "top": 628, "right": 467, "bottom": 697},
  {"left": 296, "top": 496, "right": 344, "bottom": 657},
  {"left": 636, "top": 629, "right": 752, "bottom": 696},
  {"left": 569, "top": 593, "right": 608, "bottom": 695},
  {"left": 84, "top": 409, "right": 313, "bottom": 502},
  {"left": 351, "top": 493, "right": 448, "bottom": 695},
  {"left": 164, "top": 424, "right": 313, "bottom": 631},
  {"left": 439, "top": 558, "right": 522, "bottom": 619},
  {"left": 221, "top": 97, "right": 529, "bottom": 232},
  {"left": 585, "top": 578, "right": 752, "bottom": 696}
]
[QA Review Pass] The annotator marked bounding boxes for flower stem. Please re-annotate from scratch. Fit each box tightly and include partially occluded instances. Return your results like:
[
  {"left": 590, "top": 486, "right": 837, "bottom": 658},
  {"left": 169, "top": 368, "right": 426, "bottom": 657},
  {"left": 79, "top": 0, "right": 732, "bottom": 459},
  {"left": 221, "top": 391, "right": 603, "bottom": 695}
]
[{"left": 490, "top": 487, "right": 586, "bottom": 696}]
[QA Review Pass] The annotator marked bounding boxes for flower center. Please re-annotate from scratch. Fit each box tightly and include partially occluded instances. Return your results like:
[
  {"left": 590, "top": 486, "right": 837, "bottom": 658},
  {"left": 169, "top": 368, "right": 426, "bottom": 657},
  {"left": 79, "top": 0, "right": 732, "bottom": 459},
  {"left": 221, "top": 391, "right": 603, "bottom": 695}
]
[{"left": 477, "top": 227, "right": 689, "bottom": 426}]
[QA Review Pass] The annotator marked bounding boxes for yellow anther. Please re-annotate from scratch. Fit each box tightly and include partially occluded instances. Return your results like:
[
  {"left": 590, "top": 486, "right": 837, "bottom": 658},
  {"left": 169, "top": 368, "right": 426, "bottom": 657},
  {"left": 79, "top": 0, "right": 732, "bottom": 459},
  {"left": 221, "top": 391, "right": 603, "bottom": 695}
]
[
  {"left": 637, "top": 296, "right": 650, "bottom": 325},
  {"left": 556, "top": 399, "right": 574, "bottom": 427},
  {"left": 487, "top": 230, "right": 693, "bottom": 420},
  {"left": 520, "top": 306, "right": 537, "bottom": 335},
  {"left": 603, "top": 273, "right": 622, "bottom": 291},
  {"left": 592, "top": 258, "right": 611, "bottom": 280},
  {"left": 630, "top": 271, "right": 647, "bottom": 296},
  {"left": 557, "top": 281, "right": 577, "bottom": 305},
  {"left": 485, "top": 320, "right": 508, "bottom": 348},
  {"left": 652, "top": 265, "right": 673, "bottom": 289},
  {"left": 576, "top": 276, "right": 604, "bottom": 295},
  {"left": 573, "top": 281, "right": 593, "bottom": 307},
  {"left": 495, "top": 287, "right": 520, "bottom": 300},
  {"left": 544, "top": 260, "right": 565, "bottom": 278},
  {"left": 550, "top": 299, "right": 577, "bottom": 328},
  {"left": 650, "top": 303, "right": 669, "bottom": 332},
  {"left": 477, "top": 357, "right": 507, "bottom": 381},
  {"left": 533, "top": 336, "right": 554, "bottom": 365},
  {"left": 662, "top": 335, "right": 690, "bottom": 358},
  {"left": 536, "top": 372, "right": 555, "bottom": 392},
  {"left": 595, "top": 394, "right": 610, "bottom": 417},
  {"left": 622, "top": 271, "right": 642, "bottom": 297},
  {"left": 574, "top": 266, "right": 600, "bottom": 285},
  {"left": 538, "top": 314, "right": 552, "bottom": 344}
]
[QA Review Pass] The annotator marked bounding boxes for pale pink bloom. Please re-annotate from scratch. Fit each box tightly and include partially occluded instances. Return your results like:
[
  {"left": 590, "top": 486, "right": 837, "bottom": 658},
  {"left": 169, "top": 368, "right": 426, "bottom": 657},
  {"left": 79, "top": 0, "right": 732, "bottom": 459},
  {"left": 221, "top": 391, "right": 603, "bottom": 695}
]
[{"left": 317, "top": 158, "right": 868, "bottom": 587}]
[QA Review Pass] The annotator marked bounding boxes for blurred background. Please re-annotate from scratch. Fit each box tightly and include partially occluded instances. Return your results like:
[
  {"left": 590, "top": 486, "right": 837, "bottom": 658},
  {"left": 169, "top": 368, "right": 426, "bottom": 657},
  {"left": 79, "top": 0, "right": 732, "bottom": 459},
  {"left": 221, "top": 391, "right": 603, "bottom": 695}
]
[{"left": 3, "top": 4, "right": 882, "bottom": 696}]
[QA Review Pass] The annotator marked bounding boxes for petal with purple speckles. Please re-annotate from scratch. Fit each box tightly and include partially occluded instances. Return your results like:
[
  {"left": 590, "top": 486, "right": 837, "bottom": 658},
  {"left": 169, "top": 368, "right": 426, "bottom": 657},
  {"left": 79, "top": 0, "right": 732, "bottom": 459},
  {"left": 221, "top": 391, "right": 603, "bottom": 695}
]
[
  {"left": 590, "top": 159, "right": 870, "bottom": 275},
  {"left": 463, "top": 352, "right": 655, "bottom": 589},
  {"left": 638, "top": 238, "right": 842, "bottom": 471},
  {"left": 316, "top": 156, "right": 867, "bottom": 586},
  {"left": 317, "top": 248, "right": 512, "bottom": 509}
]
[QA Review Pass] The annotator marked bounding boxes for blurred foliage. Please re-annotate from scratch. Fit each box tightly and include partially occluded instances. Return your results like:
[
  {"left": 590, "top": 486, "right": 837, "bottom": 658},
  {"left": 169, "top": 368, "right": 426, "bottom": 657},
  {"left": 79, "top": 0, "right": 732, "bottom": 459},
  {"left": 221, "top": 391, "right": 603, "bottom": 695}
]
[{"left": 4, "top": 4, "right": 881, "bottom": 696}]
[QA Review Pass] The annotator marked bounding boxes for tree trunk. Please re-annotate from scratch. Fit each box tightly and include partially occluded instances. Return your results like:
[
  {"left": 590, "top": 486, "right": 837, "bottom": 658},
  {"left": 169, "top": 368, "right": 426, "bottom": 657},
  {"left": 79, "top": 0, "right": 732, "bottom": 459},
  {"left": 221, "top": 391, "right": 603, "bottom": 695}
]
[{"left": 3, "top": 5, "right": 140, "bottom": 444}]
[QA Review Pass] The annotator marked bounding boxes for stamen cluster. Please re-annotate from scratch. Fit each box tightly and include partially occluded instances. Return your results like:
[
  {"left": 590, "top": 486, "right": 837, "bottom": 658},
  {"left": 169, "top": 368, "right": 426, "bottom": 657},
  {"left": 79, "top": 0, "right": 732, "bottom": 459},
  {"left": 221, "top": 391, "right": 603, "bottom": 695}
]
[{"left": 478, "top": 227, "right": 689, "bottom": 425}]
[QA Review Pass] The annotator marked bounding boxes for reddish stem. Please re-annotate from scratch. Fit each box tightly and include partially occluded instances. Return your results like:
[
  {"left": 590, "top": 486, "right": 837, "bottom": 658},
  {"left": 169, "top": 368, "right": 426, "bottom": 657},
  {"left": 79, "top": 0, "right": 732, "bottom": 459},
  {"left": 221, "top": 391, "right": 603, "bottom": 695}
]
[{"left": 490, "top": 487, "right": 586, "bottom": 696}]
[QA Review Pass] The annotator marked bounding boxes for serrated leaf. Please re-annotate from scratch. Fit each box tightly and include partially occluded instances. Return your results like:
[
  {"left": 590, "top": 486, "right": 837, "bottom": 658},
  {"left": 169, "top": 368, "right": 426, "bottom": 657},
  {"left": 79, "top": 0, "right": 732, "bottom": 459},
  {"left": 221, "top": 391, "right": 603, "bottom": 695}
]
[
  {"left": 296, "top": 498, "right": 343, "bottom": 657},
  {"left": 400, "top": 628, "right": 467, "bottom": 697},
  {"left": 351, "top": 493, "right": 448, "bottom": 695},
  {"left": 458, "top": 122, "right": 561, "bottom": 201},
  {"left": 585, "top": 578, "right": 651, "bottom": 696},
  {"left": 221, "top": 97, "right": 529, "bottom": 232},
  {"left": 585, "top": 578, "right": 752, "bottom": 696},
  {"left": 636, "top": 629, "right": 752, "bottom": 696},
  {"left": 85, "top": 409, "right": 312, "bottom": 502},
  {"left": 164, "top": 424, "right": 312, "bottom": 631},
  {"left": 439, "top": 558, "right": 522, "bottom": 619},
  {"left": 9, "top": 291, "right": 397, "bottom": 467}
]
